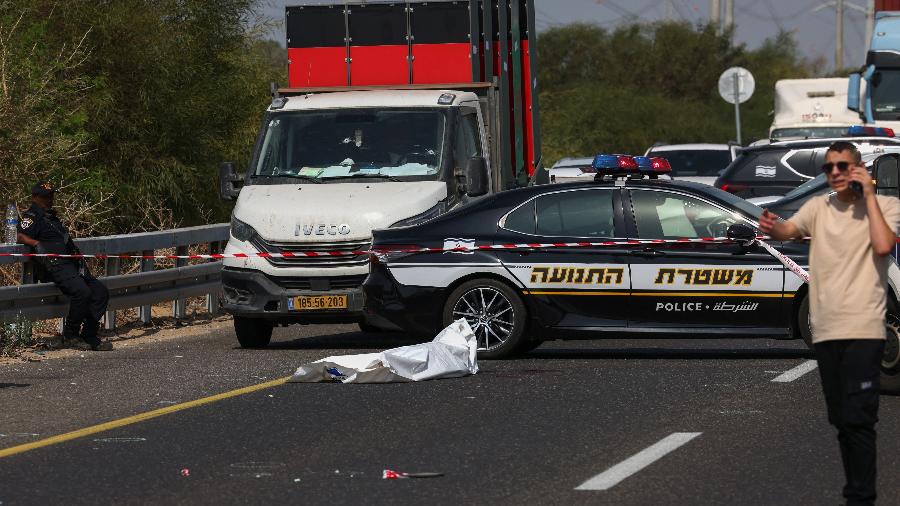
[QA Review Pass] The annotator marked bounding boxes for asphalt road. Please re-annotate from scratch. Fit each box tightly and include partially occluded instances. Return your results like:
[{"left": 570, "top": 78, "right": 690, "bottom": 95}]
[{"left": 2, "top": 323, "right": 899, "bottom": 505}]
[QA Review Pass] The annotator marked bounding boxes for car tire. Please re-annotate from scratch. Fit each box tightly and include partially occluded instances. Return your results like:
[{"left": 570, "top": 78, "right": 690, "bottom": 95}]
[
  {"left": 516, "top": 339, "right": 543, "bottom": 355},
  {"left": 442, "top": 278, "right": 527, "bottom": 359},
  {"left": 234, "top": 316, "right": 273, "bottom": 348},
  {"left": 882, "top": 297, "right": 900, "bottom": 393},
  {"left": 799, "top": 294, "right": 900, "bottom": 393}
]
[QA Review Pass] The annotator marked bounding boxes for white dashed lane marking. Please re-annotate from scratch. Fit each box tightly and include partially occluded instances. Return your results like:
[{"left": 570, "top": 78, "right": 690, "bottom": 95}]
[
  {"left": 574, "top": 432, "right": 702, "bottom": 491},
  {"left": 771, "top": 360, "right": 818, "bottom": 383}
]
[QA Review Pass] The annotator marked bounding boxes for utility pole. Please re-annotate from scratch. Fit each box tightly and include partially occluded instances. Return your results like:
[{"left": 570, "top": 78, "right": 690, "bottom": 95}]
[
  {"left": 724, "top": 0, "right": 734, "bottom": 32},
  {"left": 836, "top": 0, "right": 844, "bottom": 70},
  {"left": 865, "top": 0, "right": 875, "bottom": 53},
  {"left": 710, "top": 0, "right": 721, "bottom": 30}
]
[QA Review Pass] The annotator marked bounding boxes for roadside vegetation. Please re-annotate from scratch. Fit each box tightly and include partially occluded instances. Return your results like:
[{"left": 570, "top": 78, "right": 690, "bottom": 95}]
[
  {"left": 0, "top": 0, "right": 285, "bottom": 235},
  {"left": 537, "top": 22, "right": 823, "bottom": 163}
]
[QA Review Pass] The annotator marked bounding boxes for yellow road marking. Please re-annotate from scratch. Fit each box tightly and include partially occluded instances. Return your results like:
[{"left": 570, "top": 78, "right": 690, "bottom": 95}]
[{"left": 0, "top": 376, "right": 291, "bottom": 459}]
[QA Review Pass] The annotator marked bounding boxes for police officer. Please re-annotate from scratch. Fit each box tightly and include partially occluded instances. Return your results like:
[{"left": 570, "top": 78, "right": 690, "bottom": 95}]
[{"left": 17, "top": 181, "right": 113, "bottom": 351}]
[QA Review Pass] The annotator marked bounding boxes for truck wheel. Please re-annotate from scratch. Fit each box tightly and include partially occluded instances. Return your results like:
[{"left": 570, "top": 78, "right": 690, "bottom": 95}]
[
  {"left": 442, "top": 279, "right": 527, "bottom": 359},
  {"left": 234, "top": 316, "right": 273, "bottom": 348},
  {"left": 882, "top": 298, "right": 900, "bottom": 393}
]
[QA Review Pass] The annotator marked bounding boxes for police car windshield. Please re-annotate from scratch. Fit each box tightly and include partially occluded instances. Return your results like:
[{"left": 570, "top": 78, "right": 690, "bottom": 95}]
[
  {"left": 782, "top": 173, "right": 827, "bottom": 199},
  {"left": 703, "top": 186, "right": 764, "bottom": 220},
  {"left": 254, "top": 108, "right": 446, "bottom": 181}
]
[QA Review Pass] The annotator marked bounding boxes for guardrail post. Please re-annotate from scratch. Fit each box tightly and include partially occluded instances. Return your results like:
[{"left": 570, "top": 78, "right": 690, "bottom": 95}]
[
  {"left": 206, "top": 241, "right": 220, "bottom": 314},
  {"left": 173, "top": 245, "right": 188, "bottom": 321},
  {"left": 104, "top": 257, "right": 120, "bottom": 330},
  {"left": 139, "top": 250, "right": 154, "bottom": 325},
  {"left": 19, "top": 261, "right": 34, "bottom": 339}
]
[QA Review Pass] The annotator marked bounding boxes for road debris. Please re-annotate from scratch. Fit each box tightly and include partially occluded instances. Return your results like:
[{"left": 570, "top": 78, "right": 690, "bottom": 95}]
[
  {"left": 291, "top": 319, "right": 477, "bottom": 384},
  {"left": 180, "top": 468, "right": 190, "bottom": 477},
  {"left": 383, "top": 469, "right": 444, "bottom": 479}
]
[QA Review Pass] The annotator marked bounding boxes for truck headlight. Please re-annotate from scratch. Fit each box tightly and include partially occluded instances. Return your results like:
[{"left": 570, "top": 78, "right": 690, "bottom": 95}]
[
  {"left": 390, "top": 202, "right": 445, "bottom": 228},
  {"left": 230, "top": 216, "right": 257, "bottom": 242}
]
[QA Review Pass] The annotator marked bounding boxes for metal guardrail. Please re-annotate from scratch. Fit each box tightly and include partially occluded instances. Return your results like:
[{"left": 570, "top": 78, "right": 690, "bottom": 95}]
[{"left": 0, "top": 224, "right": 230, "bottom": 328}]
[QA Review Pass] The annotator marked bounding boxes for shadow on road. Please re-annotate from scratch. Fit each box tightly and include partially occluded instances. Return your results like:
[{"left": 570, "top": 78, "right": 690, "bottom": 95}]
[
  {"left": 266, "top": 331, "right": 422, "bottom": 351},
  {"left": 522, "top": 346, "right": 814, "bottom": 361},
  {"left": 0, "top": 383, "right": 30, "bottom": 389}
]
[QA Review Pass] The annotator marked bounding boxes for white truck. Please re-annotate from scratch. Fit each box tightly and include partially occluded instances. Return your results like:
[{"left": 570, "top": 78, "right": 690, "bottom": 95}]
[
  {"left": 217, "top": 0, "right": 541, "bottom": 347},
  {"left": 769, "top": 78, "right": 860, "bottom": 140}
]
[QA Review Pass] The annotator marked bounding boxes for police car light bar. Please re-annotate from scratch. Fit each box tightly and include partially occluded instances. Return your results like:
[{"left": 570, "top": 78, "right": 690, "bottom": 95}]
[
  {"left": 847, "top": 125, "right": 896, "bottom": 137},
  {"left": 592, "top": 154, "right": 671, "bottom": 178}
]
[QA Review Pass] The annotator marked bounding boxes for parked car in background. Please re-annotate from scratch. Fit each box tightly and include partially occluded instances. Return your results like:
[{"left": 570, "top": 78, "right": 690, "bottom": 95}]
[
  {"left": 713, "top": 133, "right": 900, "bottom": 200},
  {"left": 643, "top": 143, "right": 738, "bottom": 185},
  {"left": 748, "top": 147, "right": 900, "bottom": 217},
  {"left": 547, "top": 157, "right": 596, "bottom": 183}
]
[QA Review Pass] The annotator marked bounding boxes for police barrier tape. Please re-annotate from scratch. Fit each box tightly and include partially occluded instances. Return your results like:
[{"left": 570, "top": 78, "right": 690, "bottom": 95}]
[{"left": 0, "top": 236, "right": 812, "bottom": 283}]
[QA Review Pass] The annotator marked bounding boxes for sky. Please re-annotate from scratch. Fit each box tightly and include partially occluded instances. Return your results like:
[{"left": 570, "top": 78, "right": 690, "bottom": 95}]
[{"left": 260, "top": 0, "right": 872, "bottom": 72}]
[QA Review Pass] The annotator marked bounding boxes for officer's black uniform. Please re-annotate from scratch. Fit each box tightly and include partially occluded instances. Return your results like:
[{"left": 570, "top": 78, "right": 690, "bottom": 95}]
[{"left": 18, "top": 190, "right": 109, "bottom": 347}]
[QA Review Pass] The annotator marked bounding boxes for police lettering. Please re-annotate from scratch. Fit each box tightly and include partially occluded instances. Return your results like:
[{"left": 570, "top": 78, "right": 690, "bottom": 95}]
[
  {"left": 655, "top": 302, "right": 703, "bottom": 312},
  {"left": 530, "top": 266, "right": 624, "bottom": 285},
  {"left": 653, "top": 268, "right": 753, "bottom": 286}
]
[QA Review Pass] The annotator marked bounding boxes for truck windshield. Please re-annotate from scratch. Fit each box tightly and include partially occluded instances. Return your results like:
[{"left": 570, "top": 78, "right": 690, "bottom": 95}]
[
  {"left": 254, "top": 109, "right": 446, "bottom": 181},
  {"left": 872, "top": 69, "right": 900, "bottom": 120}
]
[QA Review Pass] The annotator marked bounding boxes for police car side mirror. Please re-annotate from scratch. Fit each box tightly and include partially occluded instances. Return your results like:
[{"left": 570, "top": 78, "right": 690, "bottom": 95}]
[
  {"left": 872, "top": 153, "right": 900, "bottom": 198},
  {"left": 465, "top": 156, "right": 489, "bottom": 197},
  {"left": 727, "top": 223, "right": 756, "bottom": 244},
  {"left": 219, "top": 162, "right": 244, "bottom": 201}
]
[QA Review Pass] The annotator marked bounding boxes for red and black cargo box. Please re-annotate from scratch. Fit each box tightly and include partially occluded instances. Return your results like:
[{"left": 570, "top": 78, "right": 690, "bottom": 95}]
[{"left": 285, "top": 0, "right": 541, "bottom": 187}]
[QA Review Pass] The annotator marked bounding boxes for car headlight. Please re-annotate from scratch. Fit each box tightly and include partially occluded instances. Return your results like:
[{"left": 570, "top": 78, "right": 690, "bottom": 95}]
[
  {"left": 390, "top": 202, "right": 445, "bottom": 228},
  {"left": 230, "top": 216, "right": 257, "bottom": 242}
]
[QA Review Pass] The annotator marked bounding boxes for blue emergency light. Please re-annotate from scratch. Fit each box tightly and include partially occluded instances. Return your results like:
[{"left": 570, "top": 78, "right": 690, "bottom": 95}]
[
  {"left": 848, "top": 125, "right": 896, "bottom": 137},
  {"left": 592, "top": 153, "right": 671, "bottom": 178}
]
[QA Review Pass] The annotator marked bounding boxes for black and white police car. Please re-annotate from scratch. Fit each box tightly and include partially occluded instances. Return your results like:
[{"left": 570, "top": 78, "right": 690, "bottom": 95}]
[{"left": 363, "top": 154, "right": 900, "bottom": 387}]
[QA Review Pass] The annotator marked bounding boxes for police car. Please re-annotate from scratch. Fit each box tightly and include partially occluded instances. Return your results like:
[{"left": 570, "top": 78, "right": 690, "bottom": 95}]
[{"left": 362, "top": 154, "right": 900, "bottom": 387}]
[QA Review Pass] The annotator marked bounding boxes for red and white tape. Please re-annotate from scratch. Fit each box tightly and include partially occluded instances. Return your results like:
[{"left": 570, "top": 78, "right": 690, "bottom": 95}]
[
  {"left": 0, "top": 236, "right": 737, "bottom": 260},
  {"left": 0, "top": 235, "right": 812, "bottom": 282}
]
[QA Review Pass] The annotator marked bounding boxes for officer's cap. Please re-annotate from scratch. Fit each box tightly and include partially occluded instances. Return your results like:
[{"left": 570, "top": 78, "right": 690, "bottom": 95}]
[{"left": 31, "top": 180, "right": 55, "bottom": 197}]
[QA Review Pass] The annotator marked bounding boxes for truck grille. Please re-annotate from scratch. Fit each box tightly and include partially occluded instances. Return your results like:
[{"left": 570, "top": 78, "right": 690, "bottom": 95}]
[
  {"left": 267, "top": 274, "right": 367, "bottom": 291},
  {"left": 250, "top": 237, "right": 372, "bottom": 268}
]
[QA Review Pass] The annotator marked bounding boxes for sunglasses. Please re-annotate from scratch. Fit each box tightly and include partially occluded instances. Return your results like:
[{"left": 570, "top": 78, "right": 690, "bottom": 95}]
[{"left": 821, "top": 161, "right": 854, "bottom": 174}]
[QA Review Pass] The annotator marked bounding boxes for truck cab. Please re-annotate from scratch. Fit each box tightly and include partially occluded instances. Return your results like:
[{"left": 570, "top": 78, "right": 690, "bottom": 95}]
[
  {"left": 848, "top": 12, "right": 900, "bottom": 131},
  {"left": 218, "top": 0, "right": 541, "bottom": 347}
]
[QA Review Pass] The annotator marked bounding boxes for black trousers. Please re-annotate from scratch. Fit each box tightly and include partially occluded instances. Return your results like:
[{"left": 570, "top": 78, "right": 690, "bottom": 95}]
[
  {"left": 814, "top": 339, "right": 885, "bottom": 506},
  {"left": 55, "top": 273, "right": 109, "bottom": 345}
]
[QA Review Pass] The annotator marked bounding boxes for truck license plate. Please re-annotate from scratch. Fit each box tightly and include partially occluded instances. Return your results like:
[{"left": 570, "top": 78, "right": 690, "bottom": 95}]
[{"left": 291, "top": 295, "right": 348, "bottom": 311}]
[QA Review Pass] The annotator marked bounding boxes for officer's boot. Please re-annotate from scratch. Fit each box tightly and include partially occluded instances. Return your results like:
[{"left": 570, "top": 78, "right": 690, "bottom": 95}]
[
  {"left": 63, "top": 319, "right": 91, "bottom": 350},
  {"left": 80, "top": 319, "right": 112, "bottom": 351}
]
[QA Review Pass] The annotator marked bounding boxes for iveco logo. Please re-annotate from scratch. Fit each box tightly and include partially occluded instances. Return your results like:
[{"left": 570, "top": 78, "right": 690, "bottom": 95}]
[{"left": 296, "top": 224, "right": 351, "bottom": 236}]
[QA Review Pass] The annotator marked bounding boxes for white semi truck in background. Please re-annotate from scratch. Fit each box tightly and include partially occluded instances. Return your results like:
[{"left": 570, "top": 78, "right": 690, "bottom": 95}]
[
  {"left": 217, "top": 0, "right": 542, "bottom": 347},
  {"left": 768, "top": 78, "right": 860, "bottom": 140}
]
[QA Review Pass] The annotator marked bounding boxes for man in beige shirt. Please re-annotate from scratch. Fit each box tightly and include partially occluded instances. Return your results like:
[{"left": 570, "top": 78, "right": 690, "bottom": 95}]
[{"left": 760, "top": 141, "right": 900, "bottom": 506}]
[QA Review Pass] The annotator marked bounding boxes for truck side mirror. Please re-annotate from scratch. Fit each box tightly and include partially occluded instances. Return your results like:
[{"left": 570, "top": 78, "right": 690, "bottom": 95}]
[
  {"left": 726, "top": 223, "right": 756, "bottom": 245},
  {"left": 219, "top": 162, "right": 244, "bottom": 201},
  {"left": 465, "top": 156, "right": 489, "bottom": 197},
  {"left": 873, "top": 153, "right": 900, "bottom": 197},
  {"left": 848, "top": 73, "right": 861, "bottom": 112}
]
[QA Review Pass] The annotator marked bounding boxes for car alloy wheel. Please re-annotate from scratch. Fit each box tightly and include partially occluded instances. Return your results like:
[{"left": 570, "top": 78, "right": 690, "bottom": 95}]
[
  {"left": 452, "top": 286, "right": 515, "bottom": 352},
  {"left": 443, "top": 278, "right": 527, "bottom": 359}
]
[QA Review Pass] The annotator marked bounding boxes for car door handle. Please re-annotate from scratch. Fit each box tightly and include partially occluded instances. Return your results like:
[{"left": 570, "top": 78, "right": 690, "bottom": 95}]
[{"left": 631, "top": 248, "right": 664, "bottom": 257}]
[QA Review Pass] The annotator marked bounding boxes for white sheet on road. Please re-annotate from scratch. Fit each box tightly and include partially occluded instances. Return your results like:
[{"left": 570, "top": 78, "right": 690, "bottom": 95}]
[{"left": 289, "top": 319, "right": 479, "bottom": 383}]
